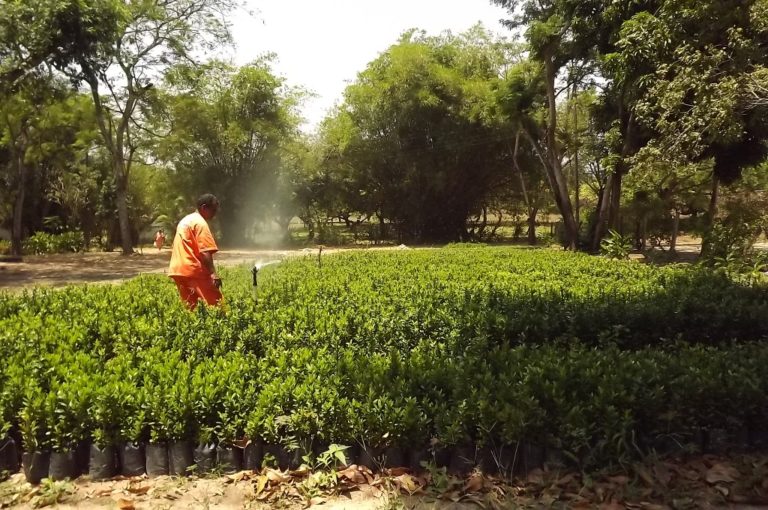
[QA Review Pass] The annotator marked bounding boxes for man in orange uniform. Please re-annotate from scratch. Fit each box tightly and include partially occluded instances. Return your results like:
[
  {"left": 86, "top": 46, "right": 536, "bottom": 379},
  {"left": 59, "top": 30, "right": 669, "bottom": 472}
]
[{"left": 168, "top": 194, "right": 223, "bottom": 309}]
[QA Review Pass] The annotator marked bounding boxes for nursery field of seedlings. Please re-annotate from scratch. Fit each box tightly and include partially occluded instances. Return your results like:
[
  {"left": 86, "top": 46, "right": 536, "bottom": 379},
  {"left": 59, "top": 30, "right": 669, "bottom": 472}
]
[{"left": 0, "top": 246, "right": 767, "bottom": 485}]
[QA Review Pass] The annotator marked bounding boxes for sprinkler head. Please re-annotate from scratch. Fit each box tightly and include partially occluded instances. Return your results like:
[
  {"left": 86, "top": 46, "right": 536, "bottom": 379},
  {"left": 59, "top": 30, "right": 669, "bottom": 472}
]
[{"left": 252, "top": 264, "right": 259, "bottom": 286}]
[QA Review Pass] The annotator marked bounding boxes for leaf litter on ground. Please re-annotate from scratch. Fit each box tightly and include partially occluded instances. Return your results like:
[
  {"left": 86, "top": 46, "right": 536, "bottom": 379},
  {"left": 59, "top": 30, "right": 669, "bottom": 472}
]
[{"left": 1, "top": 453, "right": 768, "bottom": 508}]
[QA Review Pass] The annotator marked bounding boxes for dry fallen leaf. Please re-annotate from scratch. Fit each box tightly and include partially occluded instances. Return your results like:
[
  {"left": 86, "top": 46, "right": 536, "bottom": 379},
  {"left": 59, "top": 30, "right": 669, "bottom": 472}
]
[
  {"left": 228, "top": 470, "right": 252, "bottom": 483},
  {"left": 705, "top": 463, "right": 739, "bottom": 485},
  {"left": 232, "top": 438, "right": 249, "bottom": 449},
  {"left": 254, "top": 475, "right": 269, "bottom": 496},
  {"left": 526, "top": 468, "right": 545, "bottom": 485},
  {"left": 291, "top": 467, "right": 311, "bottom": 478},
  {"left": 116, "top": 497, "right": 135, "bottom": 510},
  {"left": 608, "top": 475, "right": 630, "bottom": 485},
  {"left": 394, "top": 473, "right": 422, "bottom": 495},
  {"left": 127, "top": 485, "right": 150, "bottom": 495},
  {"left": 265, "top": 469, "right": 291, "bottom": 483},
  {"left": 653, "top": 463, "right": 672, "bottom": 487},
  {"left": 634, "top": 465, "right": 655, "bottom": 487},
  {"left": 338, "top": 466, "right": 367, "bottom": 485},
  {"left": 464, "top": 473, "right": 485, "bottom": 493},
  {"left": 305, "top": 496, "right": 326, "bottom": 507}
]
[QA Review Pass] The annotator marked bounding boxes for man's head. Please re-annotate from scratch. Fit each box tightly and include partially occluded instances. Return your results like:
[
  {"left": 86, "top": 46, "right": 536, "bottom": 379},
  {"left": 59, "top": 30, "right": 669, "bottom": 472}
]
[{"left": 196, "top": 193, "right": 220, "bottom": 220}]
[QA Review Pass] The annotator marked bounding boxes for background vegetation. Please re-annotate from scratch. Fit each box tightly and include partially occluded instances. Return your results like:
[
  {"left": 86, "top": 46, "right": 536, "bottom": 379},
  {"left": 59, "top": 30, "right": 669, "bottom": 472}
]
[
  {"left": 2, "top": 248, "right": 766, "bottom": 473},
  {"left": 1, "top": 0, "right": 767, "bottom": 256}
]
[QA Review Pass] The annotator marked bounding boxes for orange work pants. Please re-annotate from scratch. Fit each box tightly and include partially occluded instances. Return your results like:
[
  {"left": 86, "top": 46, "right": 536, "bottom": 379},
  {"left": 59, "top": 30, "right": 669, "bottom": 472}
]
[{"left": 172, "top": 276, "right": 222, "bottom": 310}]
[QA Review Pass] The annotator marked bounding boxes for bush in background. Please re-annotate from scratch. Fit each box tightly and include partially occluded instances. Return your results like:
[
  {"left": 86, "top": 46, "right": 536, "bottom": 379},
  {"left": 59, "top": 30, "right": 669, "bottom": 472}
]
[{"left": 23, "top": 231, "right": 86, "bottom": 255}]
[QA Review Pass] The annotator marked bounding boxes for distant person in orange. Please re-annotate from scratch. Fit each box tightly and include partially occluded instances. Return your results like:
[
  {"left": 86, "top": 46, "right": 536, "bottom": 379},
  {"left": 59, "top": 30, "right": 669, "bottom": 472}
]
[
  {"left": 154, "top": 229, "right": 166, "bottom": 251},
  {"left": 168, "top": 194, "right": 223, "bottom": 309}
]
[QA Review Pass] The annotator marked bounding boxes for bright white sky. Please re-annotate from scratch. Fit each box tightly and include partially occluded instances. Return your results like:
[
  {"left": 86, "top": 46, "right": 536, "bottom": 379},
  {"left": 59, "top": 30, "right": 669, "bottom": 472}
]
[{"left": 229, "top": 0, "right": 511, "bottom": 132}]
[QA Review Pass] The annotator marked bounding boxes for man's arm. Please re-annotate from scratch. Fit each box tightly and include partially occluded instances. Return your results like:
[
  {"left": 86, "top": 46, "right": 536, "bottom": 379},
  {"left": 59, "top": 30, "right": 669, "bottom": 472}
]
[{"left": 200, "top": 251, "right": 221, "bottom": 287}]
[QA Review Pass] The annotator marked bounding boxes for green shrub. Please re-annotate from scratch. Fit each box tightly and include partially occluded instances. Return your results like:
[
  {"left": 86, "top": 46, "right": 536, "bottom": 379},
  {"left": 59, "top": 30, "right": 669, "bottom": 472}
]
[
  {"left": 23, "top": 231, "right": 85, "bottom": 255},
  {"left": 1, "top": 247, "right": 767, "bottom": 469},
  {"left": 600, "top": 229, "right": 633, "bottom": 259}
]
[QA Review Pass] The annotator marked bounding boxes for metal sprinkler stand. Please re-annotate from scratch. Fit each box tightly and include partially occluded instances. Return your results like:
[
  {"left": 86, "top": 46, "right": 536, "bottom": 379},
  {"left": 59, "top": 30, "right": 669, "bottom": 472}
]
[{"left": 252, "top": 264, "right": 259, "bottom": 302}]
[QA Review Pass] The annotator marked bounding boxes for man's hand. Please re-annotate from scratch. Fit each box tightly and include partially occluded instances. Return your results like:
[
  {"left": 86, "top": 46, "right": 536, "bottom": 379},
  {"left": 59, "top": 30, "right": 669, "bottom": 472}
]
[{"left": 200, "top": 251, "right": 220, "bottom": 288}]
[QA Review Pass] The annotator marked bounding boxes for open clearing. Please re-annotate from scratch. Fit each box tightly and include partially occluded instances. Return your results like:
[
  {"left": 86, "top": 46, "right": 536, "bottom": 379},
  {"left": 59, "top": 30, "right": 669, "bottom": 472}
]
[
  {"left": 0, "top": 237, "right": 711, "bottom": 291},
  {"left": 3, "top": 454, "right": 768, "bottom": 509}
]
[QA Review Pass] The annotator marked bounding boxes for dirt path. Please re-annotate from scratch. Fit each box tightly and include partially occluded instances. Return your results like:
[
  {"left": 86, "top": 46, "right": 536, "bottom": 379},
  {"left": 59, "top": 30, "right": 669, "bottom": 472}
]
[
  {"left": 2, "top": 237, "right": 765, "bottom": 292},
  {"left": 0, "top": 472, "right": 385, "bottom": 510},
  {"left": 0, "top": 248, "right": 321, "bottom": 291}
]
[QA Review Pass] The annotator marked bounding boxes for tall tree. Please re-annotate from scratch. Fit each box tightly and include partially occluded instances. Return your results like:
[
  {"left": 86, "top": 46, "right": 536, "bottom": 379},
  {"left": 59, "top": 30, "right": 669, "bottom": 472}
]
[
  {"left": 606, "top": 0, "right": 768, "bottom": 239},
  {"left": 327, "top": 28, "right": 510, "bottom": 243},
  {"left": 0, "top": 77, "right": 86, "bottom": 255},
  {"left": 158, "top": 60, "right": 300, "bottom": 246},
  {"left": 58, "top": 0, "right": 236, "bottom": 254},
  {"left": 491, "top": 0, "right": 604, "bottom": 248},
  {"left": 0, "top": 0, "right": 120, "bottom": 96}
]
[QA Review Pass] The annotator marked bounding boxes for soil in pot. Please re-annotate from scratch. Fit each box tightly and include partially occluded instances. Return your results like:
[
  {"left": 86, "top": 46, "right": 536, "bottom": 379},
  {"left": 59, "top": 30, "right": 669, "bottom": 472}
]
[
  {"left": 22, "top": 451, "right": 50, "bottom": 485},
  {"left": 408, "top": 448, "right": 430, "bottom": 473},
  {"left": 49, "top": 450, "right": 78, "bottom": 481},
  {"left": 487, "top": 443, "right": 518, "bottom": 476},
  {"left": 433, "top": 447, "right": 451, "bottom": 469},
  {"left": 118, "top": 442, "right": 145, "bottom": 477},
  {"left": 475, "top": 446, "right": 499, "bottom": 475},
  {"left": 169, "top": 441, "right": 194, "bottom": 476},
  {"left": 145, "top": 442, "right": 169, "bottom": 477},
  {"left": 0, "top": 436, "right": 20, "bottom": 476},
  {"left": 357, "top": 445, "right": 382, "bottom": 471},
  {"left": 217, "top": 444, "right": 244, "bottom": 473},
  {"left": 243, "top": 440, "right": 263, "bottom": 471},
  {"left": 343, "top": 444, "right": 360, "bottom": 467},
  {"left": 193, "top": 443, "right": 217, "bottom": 474},
  {"left": 88, "top": 444, "right": 117, "bottom": 480},
  {"left": 518, "top": 443, "right": 545, "bottom": 476},
  {"left": 75, "top": 441, "right": 90, "bottom": 476},
  {"left": 287, "top": 446, "right": 307, "bottom": 470},
  {"left": 312, "top": 441, "right": 330, "bottom": 458},
  {"left": 262, "top": 443, "right": 296, "bottom": 471},
  {"left": 382, "top": 446, "right": 405, "bottom": 468},
  {"left": 448, "top": 444, "right": 476, "bottom": 476}
]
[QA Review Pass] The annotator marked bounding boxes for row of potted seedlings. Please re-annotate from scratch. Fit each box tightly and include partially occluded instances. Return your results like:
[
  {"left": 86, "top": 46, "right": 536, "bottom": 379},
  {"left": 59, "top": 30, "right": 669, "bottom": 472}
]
[
  {"left": 1, "top": 432, "right": 548, "bottom": 484},
  {"left": 2, "top": 342, "right": 768, "bottom": 484}
]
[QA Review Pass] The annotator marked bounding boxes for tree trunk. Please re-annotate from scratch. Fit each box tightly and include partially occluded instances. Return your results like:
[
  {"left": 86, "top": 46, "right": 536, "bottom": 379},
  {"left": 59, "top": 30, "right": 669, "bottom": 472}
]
[
  {"left": 707, "top": 173, "right": 719, "bottom": 227},
  {"left": 573, "top": 88, "right": 581, "bottom": 228},
  {"left": 378, "top": 214, "right": 387, "bottom": 242},
  {"left": 83, "top": 71, "right": 135, "bottom": 255},
  {"left": 543, "top": 60, "right": 579, "bottom": 250},
  {"left": 490, "top": 209, "right": 503, "bottom": 237},
  {"left": 524, "top": 130, "right": 579, "bottom": 249},
  {"left": 592, "top": 170, "right": 623, "bottom": 252},
  {"left": 477, "top": 206, "right": 488, "bottom": 239},
  {"left": 670, "top": 209, "right": 680, "bottom": 253},
  {"left": 587, "top": 186, "right": 606, "bottom": 249},
  {"left": 608, "top": 170, "right": 623, "bottom": 230},
  {"left": 10, "top": 145, "right": 26, "bottom": 257},
  {"left": 114, "top": 162, "right": 133, "bottom": 255},
  {"left": 701, "top": 173, "right": 720, "bottom": 258},
  {"left": 527, "top": 207, "right": 538, "bottom": 245}
]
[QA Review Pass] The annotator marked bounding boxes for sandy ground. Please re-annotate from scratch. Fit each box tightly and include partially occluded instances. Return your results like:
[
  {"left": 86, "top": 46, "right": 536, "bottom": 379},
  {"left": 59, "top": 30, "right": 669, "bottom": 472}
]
[
  {"left": 0, "top": 248, "right": 324, "bottom": 291},
  {"left": 0, "top": 470, "right": 490, "bottom": 510},
  {"left": 0, "top": 472, "right": 388, "bottom": 510}
]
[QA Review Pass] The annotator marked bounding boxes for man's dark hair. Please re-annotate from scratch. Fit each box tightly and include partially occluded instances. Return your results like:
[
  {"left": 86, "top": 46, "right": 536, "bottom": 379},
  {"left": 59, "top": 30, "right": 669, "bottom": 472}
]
[{"left": 196, "top": 193, "right": 219, "bottom": 210}]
